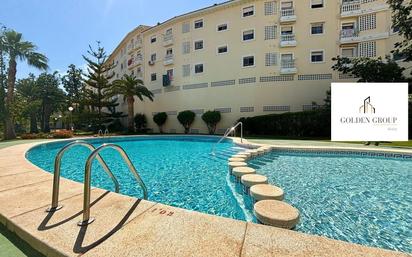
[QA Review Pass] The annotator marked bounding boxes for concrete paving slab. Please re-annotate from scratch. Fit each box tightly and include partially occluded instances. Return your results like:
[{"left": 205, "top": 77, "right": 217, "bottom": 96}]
[
  {"left": 9, "top": 189, "right": 155, "bottom": 257},
  {"left": 0, "top": 178, "right": 83, "bottom": 220},
  {"left": 84, "top": 203, "right": 247, "bottom": 257},
  {"left": 0, "top": 171, "right": 52, "bottom": 192},
  {"left": 241, "top": 223, "right": 408, "bottom": 257}
]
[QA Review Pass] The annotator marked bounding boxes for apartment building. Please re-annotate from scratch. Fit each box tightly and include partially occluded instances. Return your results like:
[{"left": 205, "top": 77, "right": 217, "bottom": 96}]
[{"left": 107, "top": 0, "right": 401, "bottom": 134}]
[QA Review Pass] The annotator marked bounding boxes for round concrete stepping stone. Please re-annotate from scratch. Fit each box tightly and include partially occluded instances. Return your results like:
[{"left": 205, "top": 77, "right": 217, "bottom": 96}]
[
  {"left": 254, "top": 200, "right": 299, "bottom": 229},
  {"left": 246, "top": 149, "right": 259, "bottom": 157},
  {"left": 241, "top": 174, "right": 268, "bottom": 188},
  {"left": 250, "top": 184, "right": 284, "bottom": 201},
  {"left": 232, "top": 167, "right": 256, "bottom": 178},
  {"left": 232, "top": 154, "right": 249, "bottom": 159},
  {"left": 237, "top": 152, "right": 252, "bottom": 158},
  {"left": 228, "top": 157, "right": 246, "bottom": 162},
  {"left": 228, "top": 162, "right": 247, "bottom": 173}
]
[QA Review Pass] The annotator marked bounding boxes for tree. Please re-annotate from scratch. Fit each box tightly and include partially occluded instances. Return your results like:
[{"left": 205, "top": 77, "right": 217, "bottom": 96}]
[
  {"left": 201, "top": 110, "right": 221, "bottom": 134},
  {"left": 134, "top": 113, "right": 147, "bottom": 132},
  {"left": 388, "top": 0, "right": 412, "bottom": 62},
  {"left": 82, "top": 42, "right": 118, "bottom": 130},
  {"left": 332, "top": 56, "right": 406, "bottom": 82},
  {"left": 110, "top": 74, "right": 153, "bottom": 132},
  {"left": 0, "top": 25, "right": 7, "bottom": 136},
  {"left": 0, "top": 29, "right": 48, "bottom": 139},
  {"left": 153, "top": 112, "right": 167, "bottom": 133},
  {"left": 177, "top": 110, "right": 195, "bottom": 134},
  {"left": 62, "top": 64, "right": 84, "bottom": 110},
  {"left": 36, "top": 72, "right": 66, "bottom": 132},
  {"left": 15, "top": 74, "right": 41, "bottom": 133}
]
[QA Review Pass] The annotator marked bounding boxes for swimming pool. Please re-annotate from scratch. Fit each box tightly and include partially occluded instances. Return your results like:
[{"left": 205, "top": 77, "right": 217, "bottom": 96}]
[
  {"left": 26, "top": 136, "right": 411, "bottom": 253},
  {"left": 247, "top": 150, "right": 412, "bottom": 253},
  {"left": 26, "top": 136, "right": 250, "bottom": 221}
]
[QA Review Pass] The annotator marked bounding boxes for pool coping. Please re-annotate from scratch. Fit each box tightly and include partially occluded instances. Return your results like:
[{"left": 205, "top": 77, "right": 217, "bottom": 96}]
[{"left": 0, "top": 135, "right": 409, "bottom": 257}]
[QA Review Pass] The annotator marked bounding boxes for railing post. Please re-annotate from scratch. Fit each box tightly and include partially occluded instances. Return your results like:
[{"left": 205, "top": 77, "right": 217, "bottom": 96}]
[{"left": 46, "top": 140, "right": 120, "bottom": 213}]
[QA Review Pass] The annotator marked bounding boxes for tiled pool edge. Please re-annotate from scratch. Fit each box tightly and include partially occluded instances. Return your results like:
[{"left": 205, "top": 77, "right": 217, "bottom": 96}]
[{"left": 0, "top": 138, "right": 409, "bottom": 257}]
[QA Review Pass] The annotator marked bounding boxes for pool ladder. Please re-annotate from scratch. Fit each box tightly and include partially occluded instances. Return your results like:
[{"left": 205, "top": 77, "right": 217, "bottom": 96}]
[
  {"left": 46, "top": 140, "right": 148, "bottom": 226},
  {"left": 211, "top": 122, "right": 243, "bottom": 155}
]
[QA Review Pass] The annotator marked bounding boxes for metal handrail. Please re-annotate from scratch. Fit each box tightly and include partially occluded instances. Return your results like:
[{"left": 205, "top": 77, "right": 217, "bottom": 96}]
[
  {"left": 104, "top": 128, "right": 109, "bottom": 137},
  {"left": 98, "top": 129, "right": 103, "bottom": 137},
  {"left": 211, "top": 122, "right": 243, "bottom": 155},
  {"left": 78, "top": 143, "right": 148, "bottom": 226},
  {"left": 46, "top": 140, "right": 120, "bottom": 212}
]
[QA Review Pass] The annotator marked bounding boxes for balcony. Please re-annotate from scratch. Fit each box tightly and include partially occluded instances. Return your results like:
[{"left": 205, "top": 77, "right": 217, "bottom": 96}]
[
  {"left": 280, "top": 59, "right": 297, "bottom": 74},
  {"left": 163, "top": 34, "right": 174, "bottom": 47},
  {"left": 280, "top": 8, "right": 296, "bottom": 23},
  {"left": 127, "top": 56, "right": 143, "bottom": 69},
  {"left": 163, "top": 54, "right": 174, "bottom": 66},
  {"left": 280, "top": 34, "right": 297, "bottom": 47},
  {"left": 341, "top": 0, "right": 361, "bottom": 15},
  {"left": 340, "top": 29, "right": 360, "bottom": 43}
]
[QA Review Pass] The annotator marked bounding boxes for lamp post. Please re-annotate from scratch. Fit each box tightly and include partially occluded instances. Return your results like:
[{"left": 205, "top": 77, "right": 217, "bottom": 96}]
[{"left": 68, "top": 106, "right": 74, "bottom": 131}]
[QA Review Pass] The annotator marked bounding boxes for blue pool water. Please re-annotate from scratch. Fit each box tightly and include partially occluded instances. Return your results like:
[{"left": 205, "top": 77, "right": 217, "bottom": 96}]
[
  {"left": 248, "top": 151, "right": 412, "bottom": 253},
  {"left": 26, "top": 136, "right": 411, "bottom": 253},
  {"left": 26, "top": 136, "right": 249, "bottom": 220}
]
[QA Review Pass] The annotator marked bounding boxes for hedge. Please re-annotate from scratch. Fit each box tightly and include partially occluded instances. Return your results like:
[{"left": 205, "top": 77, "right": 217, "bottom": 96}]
[{"left": 240, "top": 110, "right": 331, "bottom": 138}]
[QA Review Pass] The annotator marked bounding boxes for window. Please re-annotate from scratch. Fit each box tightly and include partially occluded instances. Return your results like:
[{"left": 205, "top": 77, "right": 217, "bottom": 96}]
[
  {"left": 194, "top": 19, "right": 203, "bottom": 29},
  {"left": 341, "top": 48, "right": 356, "bottom": 58},
  {"left": 150, "top": 36, "right": 156, "bottom": 43},
  {"left": 359, "top": 13, "right": 376, "bottom": 31},
  {"left": 359, "top": 41, "right": 376, "bottom": 57},
  {"left": 182, "top": 22, "right": 190, "bottom": 33},
  {"left": 150, "top": 53, "right": 157, "bottom": 62},
  {"left": 243, "top": 29, "right": 255, "bottom": 41},
  {"left": 243, "top": 56, "right": 255, "bottom": 67},
  {"left": 194, "top": 40, "right": 204, "bottom": 50},
  {"left": 166, "top": 69, "right": 174, "bottom": 81},
  {"left": 311, "top": 50, "right": 324, "bottom": 63},
  {"left": 311, "top": 23, "right": 324, "bottom": 35},
  {"left": 281, "top": 26, "right": 293, "bottom": 35},
  {"left": 265, "top": 25, "right": 277, "bottom": 40},
  {"left": 217, "top": 45, "right": 228, "bottom": 54},
  {"left": 182, "top": 64, "right": 190, "bottom": 77},
  {"left": 182, "top": 42, "right": 190, "bottom": 54},
  {"left": 281, "top": 1, "right": 293, "bottom": 9},
  {"left": 151, "top": 73, "right": 157, "bottom": 81},
  {"left": 265, "top": 53, "right": 278, "bottom": 66},
  {"left": 194, "top": 64, "right": 204, "bottom": 74},
  {"left": 311, "top": 0, "right": 324, "bottom": 8},
  {"left": 264, "top": 1, "right": 277, "bottom": 15},
  {"left": 243, "top": 6, "right": 255, "bottom": 17},
  {"left": 165, "top": 28, "right": 172, "bottom": 35},
  {"left": 217, "top": 23, "right": 228, "bottom": 32},
  {"left": 166, "top": 48, "right": 173, "bottom": 56}
]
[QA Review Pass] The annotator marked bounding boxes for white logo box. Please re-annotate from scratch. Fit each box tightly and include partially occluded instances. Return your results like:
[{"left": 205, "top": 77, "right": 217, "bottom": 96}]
[{"left": 331, "top": 83, "right": 409, "bottom": 141}]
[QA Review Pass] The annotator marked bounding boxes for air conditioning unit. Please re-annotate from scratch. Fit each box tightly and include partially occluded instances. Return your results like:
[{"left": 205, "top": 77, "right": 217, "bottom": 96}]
[{"left": 148, "top": 60, "right": 155, "bottom": 65}]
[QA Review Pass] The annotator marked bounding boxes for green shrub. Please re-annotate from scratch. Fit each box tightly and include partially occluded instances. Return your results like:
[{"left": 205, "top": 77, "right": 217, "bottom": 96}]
[
  {"left": 134, "top": 113, "right": 147, "bottom": 132},
  {"left": 177, "top": 110, "right": 196, "bottom": 134},
  {"left": 153, "top": 112, "right": 168, "bottom": 133},
  {"left": 240, "top": 109, "right": 331, "bottom": 138},
  {"left": 201, "top": 110, "right": 221, "bottom": 135}
]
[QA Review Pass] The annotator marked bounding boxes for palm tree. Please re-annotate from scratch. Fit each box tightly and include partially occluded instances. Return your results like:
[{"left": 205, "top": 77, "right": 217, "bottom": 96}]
[
  {"left": 111, "top": 74, "right": 154, "bottom": 132},
  {"left": 0, "top": 30, "right": 48, "bottom": 139}
]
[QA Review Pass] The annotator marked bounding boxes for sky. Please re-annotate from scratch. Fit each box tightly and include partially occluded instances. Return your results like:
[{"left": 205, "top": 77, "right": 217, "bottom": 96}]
[{"left": 0, "top": 0, "right": 219, "bottom": 79}]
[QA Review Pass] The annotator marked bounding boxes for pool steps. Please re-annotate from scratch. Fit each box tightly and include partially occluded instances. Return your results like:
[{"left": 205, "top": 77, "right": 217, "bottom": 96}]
[{"left": 227, "top": 145, "right": 300, "bottom": 229}]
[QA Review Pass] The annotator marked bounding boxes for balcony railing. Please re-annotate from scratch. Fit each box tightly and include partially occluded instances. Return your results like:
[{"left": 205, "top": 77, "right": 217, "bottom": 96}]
[
  {"left": 281, "top": 34, "right": 295, "bottom": 42},
  {"left": 163, "top": 54, "right": 174, "bottom": 65},
  {"left": 340, "top": 29, "right": 359, "bottom": 39},
  {"left": 341, "top": 0, "right": 361, "bottom": 13},
  {"left": 163, "top": 34, "right": 174, "bottom": 46},
  {"left": 281, "top": 59, "right": 295, "bottom": 69},
  {"left": 281, "top": 8, "right": 295, "bottom": 17}
]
